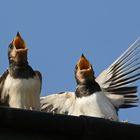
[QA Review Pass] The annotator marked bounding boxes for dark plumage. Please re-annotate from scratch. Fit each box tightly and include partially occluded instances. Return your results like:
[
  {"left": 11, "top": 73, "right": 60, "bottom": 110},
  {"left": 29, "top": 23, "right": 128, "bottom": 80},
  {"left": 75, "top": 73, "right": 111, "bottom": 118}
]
[{"left": 75, "top": 54, "right": 101, "bottom": 97}]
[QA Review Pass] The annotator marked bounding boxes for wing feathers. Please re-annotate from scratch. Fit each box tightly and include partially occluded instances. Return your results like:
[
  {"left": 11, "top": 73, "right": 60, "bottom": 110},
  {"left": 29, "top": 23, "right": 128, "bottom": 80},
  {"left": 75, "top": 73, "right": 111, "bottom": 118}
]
[
  {"left": 109, "top": 73, "right": 140, "bottom": 87},
  {"left": 40, "top": 92, "right": 75, "bottom": 114},
  {"left": 96, "top": 37, "right": 140, "bottom": 108},
  {"left": 35, "top": 70, "right": 42, "bottom": 94},
  {"left": 110, "top": 37, "right": 140, "bottom": 67},
  {"left": 106, "top": 87, "right": 137, "bottom": 94},
  {"left": 0, "top": 70, "right": 9, "bottom": 106}
]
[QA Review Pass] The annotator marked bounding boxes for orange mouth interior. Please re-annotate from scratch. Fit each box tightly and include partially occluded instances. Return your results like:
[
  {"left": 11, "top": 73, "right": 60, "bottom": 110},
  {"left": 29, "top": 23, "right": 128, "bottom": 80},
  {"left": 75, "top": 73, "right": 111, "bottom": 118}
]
[
  {"left": 78, "top": 55, "right": 91, "bottom": 70},
  {"left": 12, "top": 32, "right": 26, "bottom": 50}
]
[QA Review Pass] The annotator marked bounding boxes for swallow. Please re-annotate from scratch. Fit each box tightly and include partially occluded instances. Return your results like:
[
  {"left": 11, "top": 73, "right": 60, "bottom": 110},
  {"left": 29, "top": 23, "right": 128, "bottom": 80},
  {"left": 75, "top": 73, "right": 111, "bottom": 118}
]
[
  {"left": 41, "top": 38, "right": 140, "bottom": 121},
  {"left": 0, "top": 32, "right": 42, "bottom": 111}
]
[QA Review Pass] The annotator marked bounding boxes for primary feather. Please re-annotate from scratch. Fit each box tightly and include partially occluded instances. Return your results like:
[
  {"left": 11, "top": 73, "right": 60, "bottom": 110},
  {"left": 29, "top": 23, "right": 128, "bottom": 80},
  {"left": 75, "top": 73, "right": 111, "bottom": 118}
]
[{"left": 96, "top": 37, "right": 140, "bottom": 108}]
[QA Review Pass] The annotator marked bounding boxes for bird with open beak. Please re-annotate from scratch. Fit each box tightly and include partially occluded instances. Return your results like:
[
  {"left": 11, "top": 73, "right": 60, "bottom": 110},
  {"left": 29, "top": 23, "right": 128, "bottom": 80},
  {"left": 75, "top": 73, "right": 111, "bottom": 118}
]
[
  {"left": 0, "top": 32, "right": 42, "bottom": 111},
  {"left": 41, "top": 37, "right": 140, "bottom": 121}
]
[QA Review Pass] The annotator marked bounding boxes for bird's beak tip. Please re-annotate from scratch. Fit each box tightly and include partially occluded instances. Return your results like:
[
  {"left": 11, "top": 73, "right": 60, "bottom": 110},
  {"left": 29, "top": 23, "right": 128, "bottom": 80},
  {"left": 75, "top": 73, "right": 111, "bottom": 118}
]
[
  {"left": 81, "top": 53, "right": 85, "bottom": 58},
  {"left": 16, "top": 32, "right": 22, "bottom": 40}
]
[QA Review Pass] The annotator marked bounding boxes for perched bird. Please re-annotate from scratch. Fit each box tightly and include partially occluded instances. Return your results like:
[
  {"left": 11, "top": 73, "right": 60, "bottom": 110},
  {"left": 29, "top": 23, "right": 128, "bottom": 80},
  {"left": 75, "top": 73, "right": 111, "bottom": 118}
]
[
  {"left": 0, "top": 32, "right": 42, "bottom": 111},
  {"left": 41, "top": 38, "right": 140, "bottom": 121}
]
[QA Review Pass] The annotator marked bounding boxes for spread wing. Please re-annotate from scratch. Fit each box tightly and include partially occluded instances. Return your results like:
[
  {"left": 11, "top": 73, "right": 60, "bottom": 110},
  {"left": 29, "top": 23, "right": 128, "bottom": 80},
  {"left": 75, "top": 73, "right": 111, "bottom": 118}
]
[
  {"left": 96, "top": 37, "right": 140, "bottom": 109},
  {"left": 40, "top": 92, "right": 75, "bottom": 114},
  {"left": 0, "top": 70, "right": 10, "bottom": 106}
]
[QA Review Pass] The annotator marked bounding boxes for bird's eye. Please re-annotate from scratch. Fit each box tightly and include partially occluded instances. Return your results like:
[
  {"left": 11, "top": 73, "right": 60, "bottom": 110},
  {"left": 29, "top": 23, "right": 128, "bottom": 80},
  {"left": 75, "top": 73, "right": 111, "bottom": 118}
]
[
  {"left": 75, "top": 65, "right": 78, "bottom": 70},
  {"left": 8, "top": 44, "right": 13, "bottom": 49}
]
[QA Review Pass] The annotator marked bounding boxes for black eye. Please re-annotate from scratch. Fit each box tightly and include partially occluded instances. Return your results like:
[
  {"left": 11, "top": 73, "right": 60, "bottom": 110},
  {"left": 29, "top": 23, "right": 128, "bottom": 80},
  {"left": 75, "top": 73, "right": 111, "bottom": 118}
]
[
  {"left": 75, "top": 65, "right": 78, "bottom": 70},
  {"left": 8, "top": 43, "right": 13, "bottom": 49}
]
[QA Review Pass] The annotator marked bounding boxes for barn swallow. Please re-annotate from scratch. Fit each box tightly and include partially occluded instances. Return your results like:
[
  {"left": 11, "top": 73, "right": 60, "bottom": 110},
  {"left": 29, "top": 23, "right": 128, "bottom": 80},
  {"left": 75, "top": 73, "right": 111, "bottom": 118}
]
[
  {"left": 0, "top": 32, "right": 42, "bottom": 111},
  {"left": 41, "top": 38, "right": 140, "bottom": 121}
]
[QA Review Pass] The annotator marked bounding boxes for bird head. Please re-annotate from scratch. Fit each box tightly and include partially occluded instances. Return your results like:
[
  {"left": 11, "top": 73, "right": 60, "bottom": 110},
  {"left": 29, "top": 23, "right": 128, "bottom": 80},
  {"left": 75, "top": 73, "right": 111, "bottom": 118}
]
[
  {"left": 75, "top": 54, "right": 95, "bottom": 84},
  {"left": 8, "top": 32, "right": 28, "bottom": 66}
]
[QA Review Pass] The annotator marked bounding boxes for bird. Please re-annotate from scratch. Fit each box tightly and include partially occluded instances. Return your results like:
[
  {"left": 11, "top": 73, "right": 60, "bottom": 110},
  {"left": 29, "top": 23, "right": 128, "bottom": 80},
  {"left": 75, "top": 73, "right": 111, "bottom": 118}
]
[
  {"left": 40, "top": 37, "right": 140, "bottom": 121},
  {"left": 0, "top": 32, "right": 42, "bottom": 111}
]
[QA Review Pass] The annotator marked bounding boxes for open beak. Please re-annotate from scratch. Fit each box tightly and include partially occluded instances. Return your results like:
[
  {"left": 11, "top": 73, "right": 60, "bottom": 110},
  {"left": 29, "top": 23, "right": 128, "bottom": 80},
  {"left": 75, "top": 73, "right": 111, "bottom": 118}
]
[
  {"left": 77, "top": 54, "right": 92, "bottom": 71},
  {"left": 12, "top": 32, "right": 28, "bottom": 53},
  {"left": 9, "top": 32, "right": 28, "bottom": 63},
  {"left": 76, "top": 54, "right": 94, "bottom": 83}
]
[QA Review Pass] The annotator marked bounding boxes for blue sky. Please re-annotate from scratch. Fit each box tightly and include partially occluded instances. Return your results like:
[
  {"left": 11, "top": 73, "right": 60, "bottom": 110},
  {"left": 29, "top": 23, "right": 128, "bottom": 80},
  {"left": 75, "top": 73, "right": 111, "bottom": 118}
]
[{"left": 0, "top": 0, "right": 140, "bottom": 123}]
